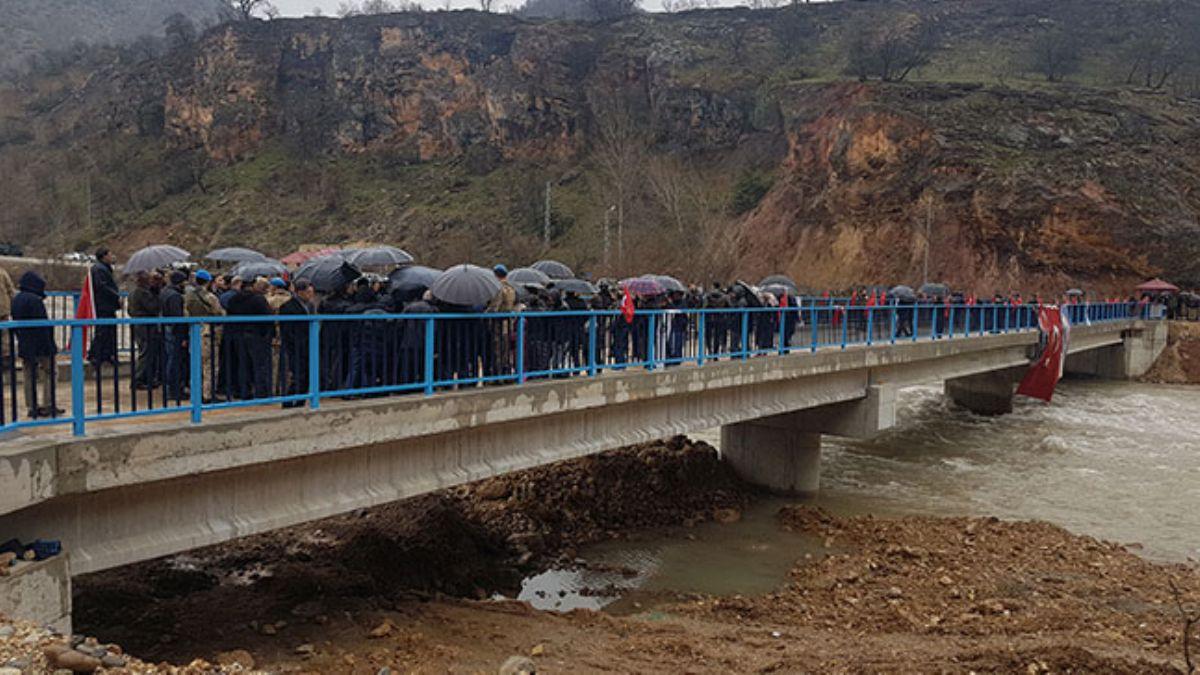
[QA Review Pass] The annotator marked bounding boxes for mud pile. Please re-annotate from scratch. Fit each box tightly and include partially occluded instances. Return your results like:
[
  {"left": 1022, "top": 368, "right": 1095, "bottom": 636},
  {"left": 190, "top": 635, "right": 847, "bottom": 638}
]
[
  {"left": 1142, "top": 321, "right": 1200, "bottom": 384},
  {"left": 72, "top": 436, "right": 751, "bottom": 662}
]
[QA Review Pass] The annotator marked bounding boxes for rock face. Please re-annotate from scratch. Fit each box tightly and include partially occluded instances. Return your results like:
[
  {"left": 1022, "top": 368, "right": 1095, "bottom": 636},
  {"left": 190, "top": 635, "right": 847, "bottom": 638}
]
[{"left": 5, "top": 1, "right": 1200, "bottom": 290}]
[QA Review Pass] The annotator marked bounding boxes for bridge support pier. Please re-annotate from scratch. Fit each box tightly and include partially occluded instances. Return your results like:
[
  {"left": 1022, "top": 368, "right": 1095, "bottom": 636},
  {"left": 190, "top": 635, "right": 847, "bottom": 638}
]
[
  {"left": 944, "top": 368, "right": 1021, "bottom": 415},
  {"left": 0, "top": 554, "right": 71, "bottom": 634},
  {"left": 1065, "top": 321, "right": 1168, "bottom": 379},
  {"left": 720, "top": 385, "right": 896, "bottom": 494}
]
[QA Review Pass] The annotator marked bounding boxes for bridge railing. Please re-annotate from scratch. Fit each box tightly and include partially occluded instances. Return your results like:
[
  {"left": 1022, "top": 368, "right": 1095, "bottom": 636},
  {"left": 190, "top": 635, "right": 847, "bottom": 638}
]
[{"left": 0, "top": 301, "right": 1144, "bottom": 437}]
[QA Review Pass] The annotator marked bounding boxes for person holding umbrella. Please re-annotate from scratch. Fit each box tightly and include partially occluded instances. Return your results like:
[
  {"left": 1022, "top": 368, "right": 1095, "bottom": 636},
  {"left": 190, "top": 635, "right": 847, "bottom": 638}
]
[{"left": 89, "top": 247, "right": 121, "bottom": 366}]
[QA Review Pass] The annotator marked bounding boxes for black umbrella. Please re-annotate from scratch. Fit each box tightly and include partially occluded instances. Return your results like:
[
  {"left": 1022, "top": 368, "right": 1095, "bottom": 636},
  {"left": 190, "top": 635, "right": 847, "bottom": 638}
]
[
  {"left": 918, "top": 283, "right": 950, "bottom": 298},
  {"left": 430, "top": 264, "right": 502, "bottom": 307},
  {"left": 346, "top": 246, "right": 414, "bottom": 269},
  {"left": 531, "top": 259, "right": 574, "bottom": 280},
  {"left": 760, "top": 274, "right": 799, "bottom": 292},
  {"left": 231, "top": 258, "right": 287, "bottom": 280},
  {"left": 551, "top": 278, "right": 598, "bottom": 296},
  {"left": 889, "top": 285, "right": 917, "bottom": 302},
  {"left": 295, "top": 258, "right": 361, "bottom": 293},
  {"left": 648, "top": 274, "right": 686, "bottom": 293},
  {"left": 388, "top": 265, "right": 442, "bottom": 302},
  {"left": 205, "top": 247, "right": 268, "bottom": 263},
  {"left": 508, "top": 267, "right": 551, "bottom": 286},
  {"left": 124, "top": 245, "right": 191, "bottom": 275}
]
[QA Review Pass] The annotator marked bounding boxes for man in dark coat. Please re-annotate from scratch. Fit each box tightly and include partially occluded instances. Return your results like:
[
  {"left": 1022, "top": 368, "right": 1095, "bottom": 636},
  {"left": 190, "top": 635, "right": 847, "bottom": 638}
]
[
  {"left": 88, "top": 247, "right": 121, "bottom": 365},
  {"left": 226, "top": 278, "right": 274, "bottom": 399},
  {"left": 277, "top": 279, "right": 315, "bottom": 408},
  {"left": 11, "top": 271, "right": 60, "bottom": 418},
  {"left": 159, "top": 271, "right": 188, "bottom": 402},
  {"left": 127, "top": 271, "right": 162, "bottom": 389}
]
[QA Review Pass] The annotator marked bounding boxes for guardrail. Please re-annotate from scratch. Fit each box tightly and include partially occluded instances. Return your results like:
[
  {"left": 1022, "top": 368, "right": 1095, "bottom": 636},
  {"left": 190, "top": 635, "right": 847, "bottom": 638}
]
[{"left": 0, "top": 301, "right": 1144, "bottom": 437}]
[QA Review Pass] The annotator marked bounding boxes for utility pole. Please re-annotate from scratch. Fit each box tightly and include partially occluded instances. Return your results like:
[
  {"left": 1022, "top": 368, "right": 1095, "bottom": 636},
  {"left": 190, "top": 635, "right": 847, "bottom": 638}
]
[
  {"left": 543, "top": 181, "right": 552, "bottom": 248},
  {"left": 922, "top": 196, "right": 932, "bottom": 286}
]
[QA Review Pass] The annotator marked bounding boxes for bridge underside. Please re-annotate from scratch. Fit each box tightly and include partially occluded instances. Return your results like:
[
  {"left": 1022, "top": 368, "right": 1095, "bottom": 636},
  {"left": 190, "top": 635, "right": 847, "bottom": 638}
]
[{"left": 0, "top": 321, "right": 1160, "bottom": 615}]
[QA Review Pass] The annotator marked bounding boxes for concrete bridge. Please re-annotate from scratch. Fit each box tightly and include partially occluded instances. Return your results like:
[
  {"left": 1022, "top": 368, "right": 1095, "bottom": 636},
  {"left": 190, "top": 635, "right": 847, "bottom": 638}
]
[{"left": 0, "top": 315, "right": 1167, "bottom": 631}]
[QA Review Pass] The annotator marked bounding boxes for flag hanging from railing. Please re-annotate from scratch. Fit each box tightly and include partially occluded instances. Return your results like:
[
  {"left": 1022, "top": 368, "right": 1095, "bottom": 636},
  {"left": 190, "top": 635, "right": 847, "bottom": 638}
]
[
  {"left": 72, "top": 270, "right": 97, "bottom": 360},
  {"left": 1016, "top": 305, "right": 1070, "bottom": 402}
]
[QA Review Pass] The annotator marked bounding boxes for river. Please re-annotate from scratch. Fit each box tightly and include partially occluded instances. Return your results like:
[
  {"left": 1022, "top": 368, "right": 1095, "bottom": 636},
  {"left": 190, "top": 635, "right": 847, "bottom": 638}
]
[{"left": 520, "top": 379, "right": 1200, "bottom": 610}]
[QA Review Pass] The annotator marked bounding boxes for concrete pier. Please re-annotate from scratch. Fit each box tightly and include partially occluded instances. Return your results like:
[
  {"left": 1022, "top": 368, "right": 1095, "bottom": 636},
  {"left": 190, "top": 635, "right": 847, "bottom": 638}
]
[
  {"left": 944, "top": 368, "right": 1021, "bottom": 415},
  {"left": 720, "top": 385, "right": 896, "bottom": 493},
  {"left": 1065, "top": 320, "right": 1168, "bottom": 379},
  {"left": 0, "top": 555, "right": 71, "bottom": 634}
]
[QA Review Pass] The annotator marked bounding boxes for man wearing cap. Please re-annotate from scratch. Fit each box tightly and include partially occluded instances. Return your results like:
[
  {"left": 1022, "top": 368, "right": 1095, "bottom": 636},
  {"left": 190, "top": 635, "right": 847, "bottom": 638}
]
[
  {"left": 186, "top": 270, "right": 225, "bottom": 402},
  {"left": 267, "top": 277, "right": 291, "bottom": 312},
  {"left": 159, "top": 270, "right": 189, "bottom": 402},
  {"left": 485, "top": 264, "right": 517, "bottom": 377}
]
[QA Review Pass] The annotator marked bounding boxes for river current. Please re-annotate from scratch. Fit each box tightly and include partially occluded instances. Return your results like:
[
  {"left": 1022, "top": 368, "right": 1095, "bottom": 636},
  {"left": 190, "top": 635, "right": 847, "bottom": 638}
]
[{"left": 519, "top": 380, "right": 1200, "bottom": 610}]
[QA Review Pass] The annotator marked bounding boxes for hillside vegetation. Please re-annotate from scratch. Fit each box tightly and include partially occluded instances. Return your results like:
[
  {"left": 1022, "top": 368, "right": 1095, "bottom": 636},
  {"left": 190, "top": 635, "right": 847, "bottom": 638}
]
[{"left": 2, "top": 0, "right": 1200, "bottom": 292}]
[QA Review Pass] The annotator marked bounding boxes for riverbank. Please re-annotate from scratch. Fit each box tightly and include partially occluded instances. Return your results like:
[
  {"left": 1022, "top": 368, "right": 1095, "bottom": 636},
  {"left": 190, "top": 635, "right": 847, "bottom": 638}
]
[
  {"left": 5, "top": 434, "right": 1197, "bottom": 672},
  {"left": 1142, "top": 321, "right": 1200, "bottom": 384}
]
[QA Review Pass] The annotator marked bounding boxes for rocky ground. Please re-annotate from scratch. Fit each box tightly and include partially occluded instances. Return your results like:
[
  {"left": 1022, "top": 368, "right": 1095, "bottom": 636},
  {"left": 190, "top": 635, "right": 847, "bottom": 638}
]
[
  {"left": 1142, "top": 321, "right": 1200, "bottom": 385},
  {"left": 4, "top": 435, "right": 1198, "bottom": 672}
]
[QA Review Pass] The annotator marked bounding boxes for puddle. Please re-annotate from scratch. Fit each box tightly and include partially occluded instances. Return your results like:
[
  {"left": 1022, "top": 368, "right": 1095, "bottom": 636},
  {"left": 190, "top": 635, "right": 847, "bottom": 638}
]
[{"left": 516, "top": 498, "right": 828, "bottom": 613}]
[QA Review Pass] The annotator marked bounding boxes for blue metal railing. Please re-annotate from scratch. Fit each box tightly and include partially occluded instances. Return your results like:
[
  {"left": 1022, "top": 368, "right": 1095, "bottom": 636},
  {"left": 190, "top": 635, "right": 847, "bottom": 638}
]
[{"left": 0, "top": 301, "right": 1146, "bottom": 437}]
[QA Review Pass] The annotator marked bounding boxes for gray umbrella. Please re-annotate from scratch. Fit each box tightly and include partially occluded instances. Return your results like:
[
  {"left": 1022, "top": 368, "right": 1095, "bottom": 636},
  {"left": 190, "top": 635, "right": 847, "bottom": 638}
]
[
  {"left": 531, "top": 259, "right": 574, "bottom": 280},
  {"left": 760, "top": 274, "right": 799, "bottom": 292},
  {"left": 205, "top": 247, "right": 267, "bottom": 263},
  {"left": 649, "top": 274, "right": 686, "bottom": 293},
  {"left": 918, "top": 283, "right": 950, "bottom": 298},
  {"left": 346, "top": 246, "right": 414, "bottom": 269},
  {"left": 1065, "top": 288, "right": 1085, "bottom": 297},
  {"left": 388, "top": 265, "right": 442, "bottom": 302},
  {"left": 508, "top": 267, "right": 551, "bottom": 286},
  {"left": 430, "top": 264, "right": 502, "bottom": 307},
  {"left": 551, "top": 278, "right": 598, "bottom": 296},
  {"left": 124, "top": 245, "right": 190, "bottom": 275},
  {"left": 232, "top": 258, "right": 288, "bottom": 280},
  {"left": 295, "top": 258, "right": 361, "bottom": 293},
  {"left": 889, "top": 285, "right": 917, "bottom": 302}
]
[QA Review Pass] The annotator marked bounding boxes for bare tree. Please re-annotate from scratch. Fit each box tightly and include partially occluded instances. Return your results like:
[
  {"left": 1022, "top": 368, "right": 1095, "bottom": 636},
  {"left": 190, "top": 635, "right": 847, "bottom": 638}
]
[
  {"left": 361, "top": 0, "right": 399, "bottom": 13},
  {"left": 480, "top": 0, "right": 495, "bottom": 10},
  {"left": 311, "top": 6, "right": 324, "bottom": 16},
  {"left": 1028, "top": 28, "right": 1082, "bottom": 82},
  {"left": 645, "top": 155, "right": 693, "bottom": 234},
  {"left": 230, "top": 0, "right": 276, "bottom": 20},
  {"left": 589, "top": 87, "right": 646, "bottom": 268},
  {"left": 844, "top": 13, "right": 938, "bottom": 82}
]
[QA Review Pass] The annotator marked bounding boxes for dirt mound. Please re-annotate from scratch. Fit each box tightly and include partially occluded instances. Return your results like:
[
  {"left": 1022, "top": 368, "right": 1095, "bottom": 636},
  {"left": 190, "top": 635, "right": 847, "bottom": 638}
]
[
  {"left": 1142, "top": 321, "right": 1200, "bottom": 384},
  {"left": 73, "top": 436, "right": 751, "bottom": 663}
]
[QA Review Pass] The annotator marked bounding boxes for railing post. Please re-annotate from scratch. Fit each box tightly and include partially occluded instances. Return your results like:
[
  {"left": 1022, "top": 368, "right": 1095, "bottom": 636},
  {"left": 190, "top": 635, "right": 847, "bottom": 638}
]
[
  {"left": 840, "top": 307, "right": 848, "bottom": 349},
  {"left": 697, "top": 313, "right": 706, "bottom": 366},
  {"left": 189, "top": 323, "right": 202, "bottom": 424},
  {"left": 890, "top": 306, "right": 896, "bottom": 345},
  {"left": 931, "top": 305, "right": 939, "bottom": 340},
  {"left": 948, "top": 305, "right": 955, "bottom": 339},
  {"left": 740, "top": 311, "right": 749, "bottom": 360},
  {"left": 587, "top": 314, "right": 597, "bottom": 377},
  {"left": 647, "top": 314, "right": 657, "bottom": 369},
  {"left": 70, "top": 325, "right": 85, "bottom": 437},
  {"left": 992, "top": 305, "right": 998, "bottom": 333},
  {"left": 308, "top": 319, "right": 321, "bottom": 410},
  {"left": 778, "top": 307, "right": 786, "bottom": 355},
  {"left": 1003, "top": 305, "right": 1010, "bottom": 334},
  {"left": 912, "top": 306, "right": 919, "bottom": 343},
  {"left": 866, "top": 307, "right": 874, "bottom": 346},
  {"left": 516, "top": 315, "right": 526, "bottom": 384},
  {"left": 810, "top": 305, "right": 818, "bottom": 353},
  {"left": 424, "top": 317, "right": 435, "bottom": 396}
]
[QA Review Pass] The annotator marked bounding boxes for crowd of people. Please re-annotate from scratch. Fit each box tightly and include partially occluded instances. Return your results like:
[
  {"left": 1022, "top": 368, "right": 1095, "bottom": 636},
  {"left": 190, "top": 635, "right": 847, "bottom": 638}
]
[{"left": 0, "top": 245, "right": 1177, "bottom": 420}]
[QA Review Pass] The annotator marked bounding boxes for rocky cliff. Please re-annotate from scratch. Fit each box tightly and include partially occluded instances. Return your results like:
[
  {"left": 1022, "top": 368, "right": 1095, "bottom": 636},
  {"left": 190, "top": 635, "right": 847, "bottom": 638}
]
[{"left": 4, "top": 1, "right": 1200, "bottom": 293}]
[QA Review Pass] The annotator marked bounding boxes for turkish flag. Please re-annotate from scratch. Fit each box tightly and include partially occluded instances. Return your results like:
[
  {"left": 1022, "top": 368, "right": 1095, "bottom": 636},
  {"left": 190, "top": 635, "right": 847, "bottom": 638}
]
[
  {"left": 1016, "top": 306, "right": 1070, "bottom": 402},
  {"left": 620, "top": 289, "right": 636, "bottom": 324},
  {"left": 73, "top": 270, "right": 97, "bottom": 360}
]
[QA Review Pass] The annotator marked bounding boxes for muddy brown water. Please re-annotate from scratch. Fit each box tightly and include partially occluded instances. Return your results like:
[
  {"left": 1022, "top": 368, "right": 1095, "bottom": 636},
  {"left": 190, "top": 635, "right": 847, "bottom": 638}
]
[{"left": 522, "top": 380, "right": 1200, "bottom": 611}]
